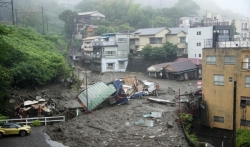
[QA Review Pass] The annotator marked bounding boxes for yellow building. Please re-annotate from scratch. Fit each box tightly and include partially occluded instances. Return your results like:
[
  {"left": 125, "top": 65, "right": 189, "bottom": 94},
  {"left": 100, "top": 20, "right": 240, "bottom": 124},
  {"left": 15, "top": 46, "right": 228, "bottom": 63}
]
[
  {"left": 202, "top": 47, "right": 250, "bottom": 130},
  {"left": 129, "top": 27, "right": 188, "bottom": 57}
]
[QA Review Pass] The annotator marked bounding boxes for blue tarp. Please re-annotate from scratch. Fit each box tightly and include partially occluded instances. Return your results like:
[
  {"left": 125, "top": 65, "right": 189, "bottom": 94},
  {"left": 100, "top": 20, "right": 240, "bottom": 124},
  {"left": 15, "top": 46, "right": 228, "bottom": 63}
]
[
  {"left": 108, "top": 80, "right": 128, "bottom": 105},
  {"left": 130, "top": 91, "right": 147, "bottom": 99}
]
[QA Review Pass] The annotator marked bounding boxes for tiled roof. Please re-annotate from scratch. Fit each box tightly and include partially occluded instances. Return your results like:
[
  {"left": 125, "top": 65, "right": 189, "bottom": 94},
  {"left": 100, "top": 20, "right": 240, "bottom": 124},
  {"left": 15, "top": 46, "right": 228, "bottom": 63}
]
[
  {"left": 174, "top": 58, "right": 202, "bottom": 66},
  {"left": 166, "top": 60, "right": 197, "bottom": 72},
  {"left": 167, "top": 27, "right": 188, "bottom": 34},
  {"left": 133, "top": 27, "right": 166, "bottom": 35}
]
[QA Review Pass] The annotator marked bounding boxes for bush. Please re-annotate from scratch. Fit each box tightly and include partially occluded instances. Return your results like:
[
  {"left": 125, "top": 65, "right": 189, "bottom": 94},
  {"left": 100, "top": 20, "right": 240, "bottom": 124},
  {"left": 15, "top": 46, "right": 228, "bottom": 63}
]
[
  {"left": 0, "top": 114, "right": 8, "bottom": 125},
  {"left": 31, "top": 120, "right": 41, "bottom": 127}
]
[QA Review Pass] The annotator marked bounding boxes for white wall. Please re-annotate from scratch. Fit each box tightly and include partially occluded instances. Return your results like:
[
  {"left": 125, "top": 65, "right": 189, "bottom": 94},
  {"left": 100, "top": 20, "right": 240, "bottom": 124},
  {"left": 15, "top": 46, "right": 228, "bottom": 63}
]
[
  {"left": 188, "top": 26, "right": 213, "bottom": 59},
  {"left": 101, "top": 58, "right": 128, "bottom": 73}
]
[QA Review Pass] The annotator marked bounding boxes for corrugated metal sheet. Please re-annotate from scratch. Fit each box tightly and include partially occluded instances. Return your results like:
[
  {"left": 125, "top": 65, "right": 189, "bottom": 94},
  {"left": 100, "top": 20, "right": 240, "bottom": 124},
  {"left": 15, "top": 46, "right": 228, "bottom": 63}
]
[{"left": 77, "top": 82, "right": 116, "bottom": 111}]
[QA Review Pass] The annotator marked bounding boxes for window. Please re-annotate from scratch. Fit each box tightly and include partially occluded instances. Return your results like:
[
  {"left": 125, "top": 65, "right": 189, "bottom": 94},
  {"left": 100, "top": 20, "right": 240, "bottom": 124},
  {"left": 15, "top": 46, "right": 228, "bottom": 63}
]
[
  {"left": 240, "top": 96, "right": 250, "bottom": 107},
  {"left": 106, "top": 63, "right": 114, "bottom": 70},
  {"left": 118, "top": 38, "right": 127, "bottom": 43},
  {"left": 105, "top": 51, "right": 116, "bottom": 56},
  {"left": 241, "top": 119, "right": 250, "bottom": 126},
  {"left": 199, "top": 54, "right": 201, "bottom": 57},
  {"left": 214, "top": 116, "right": 224, "bottom": 123},
  {"left": 195, "top": 54, "right": 196, "bottom": 57},
  {"left": 197, "top": 31, "right": 201, "bottom": 35},
  {"left": 246, "top": 76, "right": 250, "bottom": 87},
  {"left": 224, "top": 56, "right": 236, "bottom": 65},
  {"left": 179, "top": 37, "right": 186, "bottom": 43},
  {"left": 197, "top": 42, "right": 201, "bottom": 46},
  {"left": 118, "top": 51, "right": 127, "bottom": 56},
  {"left": 149, "top": 38, "right": 162, "bottom": 44},
  {"left": 119, "top": 61, "right": 125, "bottom": 69},
  {"left": 206, "top": 56, "right": 216, "bottom": 64},
  {"left": 179, "top": 48, "right": 184, "bottom": 55},
  {"left": 214, "top": 75, "right": 224, "bottom": 86},
  {"left": 229, "top": 77, "right": 233, "bottom": 82}
]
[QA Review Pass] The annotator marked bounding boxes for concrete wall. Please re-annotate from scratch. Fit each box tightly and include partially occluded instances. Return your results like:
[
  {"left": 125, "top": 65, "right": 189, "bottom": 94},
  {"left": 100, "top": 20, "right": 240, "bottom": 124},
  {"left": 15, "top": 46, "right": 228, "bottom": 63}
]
[
  {"left": 188, "top": 26, "right": 213, "bottom": 59},
  {"left": 202, "top": 47, "right": 250, "bottom": 130}
]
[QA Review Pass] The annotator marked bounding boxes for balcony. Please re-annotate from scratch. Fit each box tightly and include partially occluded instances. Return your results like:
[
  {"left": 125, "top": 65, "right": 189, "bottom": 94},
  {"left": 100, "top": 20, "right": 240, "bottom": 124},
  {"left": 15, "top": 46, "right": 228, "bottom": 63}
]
[
  {"left": 242, "top": 62, "right": 250, "bottom": 70},
  {"left": 242, "top": 28, "right": 249, "bottom": 31},
  {"left": 92, "top": 41, "right": 117, "bottom": 46}
]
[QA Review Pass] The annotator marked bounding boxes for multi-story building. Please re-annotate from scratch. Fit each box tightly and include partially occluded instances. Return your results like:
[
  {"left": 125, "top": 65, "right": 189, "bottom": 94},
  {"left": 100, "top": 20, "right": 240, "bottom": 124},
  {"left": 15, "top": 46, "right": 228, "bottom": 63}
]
[
  {"left": 82, "top": 36, "right": 100, "bottom": 55},
  {"left": 201, "top": 45, "right": 250, "bottom": 130},
  {"left": 188, "top": 25, "right": 234, "bottom": 59},
  {"left": 166, "top": 27, "right": 188, "bottom": 56},
  {"left": 87, "top": 33, "right": 129, "bottom": 73},
  {"left": 130, "top": 27, "right": 188, "bottom": 57},
  {"left": 129, "top": 27, "right": 169, "bottom": 53},
  {"left": 188, "top": 26, "right": 213, "bottom": 59},
  {"left": 233, "top": 19, "right": 249, "bottom": 39},
  {"left": 75, "top": 11, "right": 105, "bottom": 39},
  {"left": 179, "top": 16, "right": 199, "bottom": 27}
]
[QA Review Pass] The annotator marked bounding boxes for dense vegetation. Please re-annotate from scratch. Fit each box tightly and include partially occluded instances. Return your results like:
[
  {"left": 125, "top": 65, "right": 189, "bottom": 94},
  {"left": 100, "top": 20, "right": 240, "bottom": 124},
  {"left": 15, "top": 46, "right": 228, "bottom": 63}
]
[
  {"left": 0, "top": 24, "right": 70, "bottom": 114},
  {"left": 140, "top": 42, "right": 178, "bottom": 62},
  {"left": 73, "top": 0, "right": 200, "bottom": 34},
  {"left": 236, "top": 129, "right": 250, "bottom": 147}
]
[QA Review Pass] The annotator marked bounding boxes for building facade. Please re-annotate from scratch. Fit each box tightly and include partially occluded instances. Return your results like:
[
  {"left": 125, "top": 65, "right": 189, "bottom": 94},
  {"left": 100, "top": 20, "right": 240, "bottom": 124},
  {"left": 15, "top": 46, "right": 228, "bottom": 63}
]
[
  {"left": 233, "top": 19, "right": 249, "bottom": 39},
  {"left": 202, "top": 46, "right": 250, "bottom": 130},
  {"left": 87, "top": 33, "right": 129, "bottom": 73},
  {"left": 188, "top": 26, "right": 213, "bottom": 59}
]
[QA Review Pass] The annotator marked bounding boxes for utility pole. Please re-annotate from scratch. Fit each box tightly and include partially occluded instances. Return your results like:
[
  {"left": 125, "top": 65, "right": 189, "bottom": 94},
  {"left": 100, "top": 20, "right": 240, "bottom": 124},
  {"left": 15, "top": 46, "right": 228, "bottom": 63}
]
[
  {"left": 11, "top": 0, "right": 14, "bottom": 25},
  {"left": 0, "top": 0, "right": 15, "bottom": 25},
  {"left": 42, "top": 6, "right": 44, "bottom": 34}
]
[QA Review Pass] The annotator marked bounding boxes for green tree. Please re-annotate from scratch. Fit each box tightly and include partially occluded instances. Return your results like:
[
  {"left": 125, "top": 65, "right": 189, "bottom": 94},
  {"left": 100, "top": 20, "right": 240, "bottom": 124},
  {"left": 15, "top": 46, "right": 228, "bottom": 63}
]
[
  {"left": 58, "top": 10, "right": 77, "bottom": 37},
  {"left": 236, "top": 129, "right": 250, "bottom": 147},
  {"left": 150, "top": 47, "right": 166, "bottom": 61},
  {"left": 94, "top": 26, "right": 115, "bottom": 35},
  {"left": 162, "top": 42, "right": 178, "bottom": 61},
  {"left": 140, "top": 45, "right": 153, "bottom": 59}
]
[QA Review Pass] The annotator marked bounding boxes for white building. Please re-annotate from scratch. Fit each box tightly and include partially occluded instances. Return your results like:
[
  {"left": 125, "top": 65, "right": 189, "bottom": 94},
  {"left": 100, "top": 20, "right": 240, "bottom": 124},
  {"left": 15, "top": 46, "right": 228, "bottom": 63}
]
[
  {"left": 88, "top": 33, "right": 130, "bottom": 73},
  {"left": 188, "top": 26, "right": 213, "bottom": 59}
]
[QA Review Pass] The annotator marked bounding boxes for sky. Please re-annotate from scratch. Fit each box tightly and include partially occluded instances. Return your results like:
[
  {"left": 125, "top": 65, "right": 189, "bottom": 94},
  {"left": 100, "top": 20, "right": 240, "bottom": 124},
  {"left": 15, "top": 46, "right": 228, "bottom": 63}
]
[{"left": 215, "top": 0, "right": 250, "bottom": 17}]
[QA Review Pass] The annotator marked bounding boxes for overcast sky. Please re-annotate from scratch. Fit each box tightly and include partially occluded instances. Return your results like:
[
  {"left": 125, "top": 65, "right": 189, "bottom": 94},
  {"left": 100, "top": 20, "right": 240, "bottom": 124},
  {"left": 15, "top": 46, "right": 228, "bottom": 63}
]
[{"left": 215, "top": 0, "right": 250, "bottom": 17}]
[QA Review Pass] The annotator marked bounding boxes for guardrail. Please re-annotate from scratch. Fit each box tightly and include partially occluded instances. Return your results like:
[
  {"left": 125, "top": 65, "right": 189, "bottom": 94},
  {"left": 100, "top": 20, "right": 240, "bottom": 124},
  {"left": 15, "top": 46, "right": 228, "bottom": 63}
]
[{"left": 0, "top": 116, "right": 65, "bottom": 125}]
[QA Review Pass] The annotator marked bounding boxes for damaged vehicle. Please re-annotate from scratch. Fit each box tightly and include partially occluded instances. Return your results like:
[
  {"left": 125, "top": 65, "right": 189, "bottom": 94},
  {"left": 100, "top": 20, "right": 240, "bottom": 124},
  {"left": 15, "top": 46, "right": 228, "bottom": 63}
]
[{"left": 0, "top": 123, "right": 31, "bottom": 138}]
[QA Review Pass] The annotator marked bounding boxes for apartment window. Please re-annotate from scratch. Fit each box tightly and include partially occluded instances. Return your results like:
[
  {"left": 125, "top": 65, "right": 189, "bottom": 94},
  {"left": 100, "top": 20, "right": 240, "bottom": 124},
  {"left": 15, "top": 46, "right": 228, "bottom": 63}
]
[
  {"left": 195, "top": 54, "right": 196, "bottom": 57},
  {"left": 106, "top": 63, "right": 114, "bottom": 70},
  {"left": 118, "top": 38, "right": 127, "bottom": 43},
  {"left": 214, "top": 74, "right": 224, "bottom": 86},
  {"left": 179, "top": 37, "right": 186, "bottom": 43},
  {"left": 119, "top": 61, "right": 125, "bottom": 69},
  {"left": 229, "top": 77, "right": 233, "bottom": 82},
  {"left": 224, "top": 56, "right": 236, "bottom": 65},
  {"left": 105, "top": 51, "right": 116, "bottom": 56},
  {"left": 179, "top": 48, "right": 184, "bottom": 55},
  {"left": 206, "top": 56, "right": 216, "bottom": 64},
  {"left": 214, "top": 116, "right": 224, "bottom": 123},
  {"left": 246, "top": 76, "right": 250, "bottom": 87},
  {"left": 197, "top": 31, "right": 201, "bottom": 35},
  {"left": 149, "top": 38, "right": 162, "bottom": 44},
  {"left": 199, "top": 54, "right": 201, "bottom": 57},
  {"left": 241, "top": 119, "right": 250, "bottom": 126},
  {"left": 197, "top": 42, "right": 201, "bottom": 46},
  {"left": 240, "top": 96, "right": 250, "bottom": 107}
]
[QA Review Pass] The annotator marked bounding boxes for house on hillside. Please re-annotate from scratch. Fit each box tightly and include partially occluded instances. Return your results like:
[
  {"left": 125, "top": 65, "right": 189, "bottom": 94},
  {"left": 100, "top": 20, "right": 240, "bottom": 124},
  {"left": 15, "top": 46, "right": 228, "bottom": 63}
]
[
  {"left": 166, "top": 27, "right": 188, "bottom": 57},
  {"left": 129, "top": 27, "right": 169, "bottom": 54},
  {"left": 85, "top": 25, "right": 99, "bottom": 38},
  {"left": 74, "top": 11, "right": 105, "bottom": 39},
  {"left": 84, "top": 33, "right": 130, "bottom": 73},
  {"left": 82, "top": 36, "right": 100, "bottom": 55}
]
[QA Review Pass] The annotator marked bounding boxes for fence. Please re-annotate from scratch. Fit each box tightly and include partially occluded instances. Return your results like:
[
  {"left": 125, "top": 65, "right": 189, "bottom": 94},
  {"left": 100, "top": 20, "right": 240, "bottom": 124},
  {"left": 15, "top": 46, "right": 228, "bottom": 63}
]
[{"left": 0, "top": 116, "right": 65, "bottom": 125}]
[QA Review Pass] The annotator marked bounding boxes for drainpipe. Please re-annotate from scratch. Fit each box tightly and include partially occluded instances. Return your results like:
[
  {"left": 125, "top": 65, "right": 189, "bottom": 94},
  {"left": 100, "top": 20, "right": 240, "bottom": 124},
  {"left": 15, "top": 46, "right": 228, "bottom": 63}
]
[{"left": 233, "top": 81, "right": 237, "bottom": 147}]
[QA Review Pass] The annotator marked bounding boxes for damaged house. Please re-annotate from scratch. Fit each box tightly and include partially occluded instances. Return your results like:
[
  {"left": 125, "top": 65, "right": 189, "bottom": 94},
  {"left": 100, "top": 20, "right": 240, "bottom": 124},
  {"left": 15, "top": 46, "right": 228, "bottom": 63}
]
[{"left": 147, "top": 60, "right": 199, "bottom": 81}]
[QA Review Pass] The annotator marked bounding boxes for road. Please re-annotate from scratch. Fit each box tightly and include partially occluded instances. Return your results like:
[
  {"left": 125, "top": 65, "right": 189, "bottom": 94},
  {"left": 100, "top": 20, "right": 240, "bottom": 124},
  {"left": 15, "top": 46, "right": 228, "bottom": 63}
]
[{"left": 0, "top": 126, "right": 67, "bottom": 147}]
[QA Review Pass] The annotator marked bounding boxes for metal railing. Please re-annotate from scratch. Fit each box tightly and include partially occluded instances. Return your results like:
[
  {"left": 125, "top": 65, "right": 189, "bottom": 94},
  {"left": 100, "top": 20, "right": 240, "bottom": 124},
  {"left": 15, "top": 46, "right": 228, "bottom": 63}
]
[
  {"left": 92, "top": 41, "right": 117, "bottom": 46},
  {"left": 204, "top": 38, "right": 250, "bottom": 48},
  {"left": 0, "top": 116, "right": 65, "bottom": 125}
]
